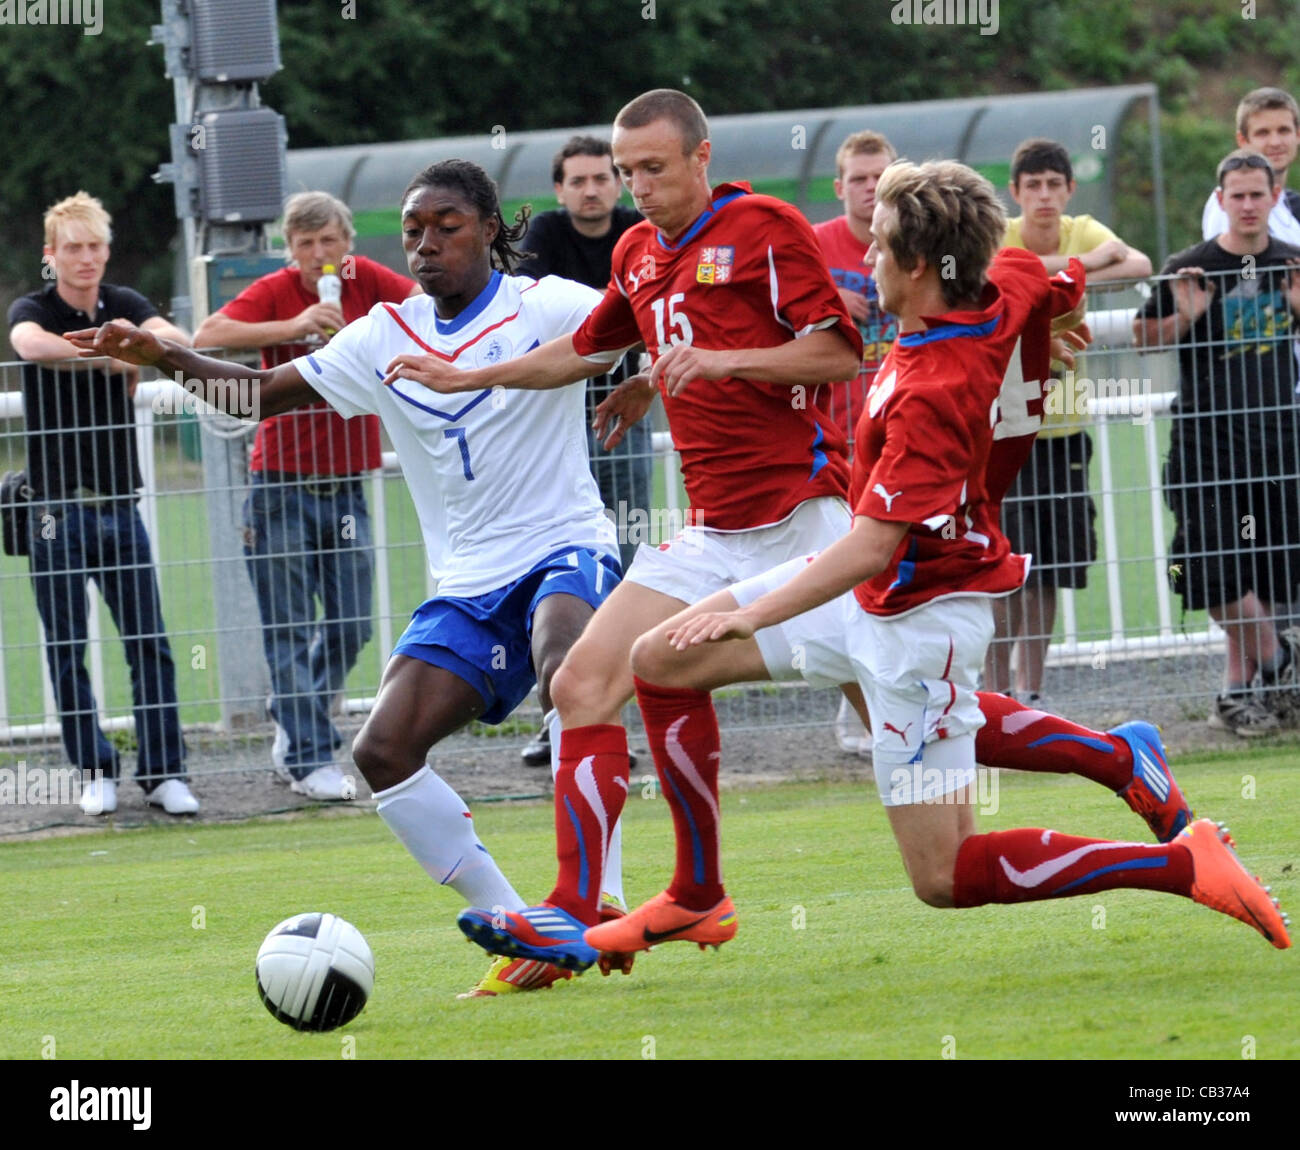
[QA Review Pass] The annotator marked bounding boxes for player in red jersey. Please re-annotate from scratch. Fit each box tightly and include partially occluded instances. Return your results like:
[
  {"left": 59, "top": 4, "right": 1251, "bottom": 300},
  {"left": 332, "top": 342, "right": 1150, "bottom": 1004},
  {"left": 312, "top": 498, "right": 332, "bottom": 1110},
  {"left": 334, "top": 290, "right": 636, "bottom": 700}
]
[
  {"left": 385, "top": 89, "right": 867, "bottom": 975},
  {"left": 584, "top": 160, "right": 1290, "bottom": 961}
]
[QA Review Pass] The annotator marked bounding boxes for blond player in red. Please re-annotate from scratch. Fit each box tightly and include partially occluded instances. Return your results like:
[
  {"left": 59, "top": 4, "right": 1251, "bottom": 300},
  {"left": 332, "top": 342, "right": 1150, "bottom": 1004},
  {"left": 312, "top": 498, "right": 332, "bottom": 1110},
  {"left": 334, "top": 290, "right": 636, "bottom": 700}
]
[{"left": 585, "top": 160, "right": 1290, "bottom": 962}]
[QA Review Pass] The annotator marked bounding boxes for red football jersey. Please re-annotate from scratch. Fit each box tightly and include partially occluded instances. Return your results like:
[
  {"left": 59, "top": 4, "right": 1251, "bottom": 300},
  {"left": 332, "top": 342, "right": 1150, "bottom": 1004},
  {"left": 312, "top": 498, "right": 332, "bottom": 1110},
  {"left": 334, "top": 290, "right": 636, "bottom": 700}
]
[
  {"left": 571, "top": 183, "right": 860, "bottom": 530},
  {"left": 218, "top": 258, "right": 414, "bottom": 475},
  {"left": 849, "top": 247, "right": 1086, "bottom": 616}
]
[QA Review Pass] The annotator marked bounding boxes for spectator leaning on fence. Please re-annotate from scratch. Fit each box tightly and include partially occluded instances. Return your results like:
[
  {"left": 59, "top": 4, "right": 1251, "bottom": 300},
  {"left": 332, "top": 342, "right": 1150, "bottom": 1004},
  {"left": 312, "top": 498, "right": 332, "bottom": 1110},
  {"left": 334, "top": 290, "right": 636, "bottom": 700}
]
[
  {"left": 1135, "top": 148, "right": 1300, "bottom": 737},
  {"left": 984, "top": 138, "right": 1151, "bottom": 709},
  {"left": 812, "top": 130, "right": 899, "bottom": 447},
  {"left": 193, "top": 192, "right": 417, "bottom": 802},
  {"left": 1202, "top": 87, "right": 1300, "bottom": 246},
  {"left": 6, "top": 191, "right": 198, "bottom": 816}
]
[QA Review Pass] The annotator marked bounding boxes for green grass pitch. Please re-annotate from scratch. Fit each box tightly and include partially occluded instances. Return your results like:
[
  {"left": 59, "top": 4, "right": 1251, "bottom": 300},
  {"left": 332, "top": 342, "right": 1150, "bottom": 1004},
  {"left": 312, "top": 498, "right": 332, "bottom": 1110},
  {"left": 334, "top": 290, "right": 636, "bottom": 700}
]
[{"left": 0, "top": 750, "right": 1294, "bottom": 1060}]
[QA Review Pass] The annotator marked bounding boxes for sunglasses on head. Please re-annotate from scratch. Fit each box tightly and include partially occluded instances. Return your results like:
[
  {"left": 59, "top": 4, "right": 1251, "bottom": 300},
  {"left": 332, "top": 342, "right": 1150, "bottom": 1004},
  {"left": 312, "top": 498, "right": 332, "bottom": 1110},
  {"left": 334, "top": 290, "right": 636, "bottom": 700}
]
[{"left": 1217, "top": 153, "right": 1274, "bottom": 184}]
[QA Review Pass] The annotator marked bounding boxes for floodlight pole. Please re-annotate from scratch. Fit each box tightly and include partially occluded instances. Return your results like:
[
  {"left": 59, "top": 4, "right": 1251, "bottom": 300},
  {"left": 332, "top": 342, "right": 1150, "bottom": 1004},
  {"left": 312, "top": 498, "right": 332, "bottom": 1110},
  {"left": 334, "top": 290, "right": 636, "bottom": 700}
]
[{"left": 151, "top": 0, "right": 286, "bottom": 730}]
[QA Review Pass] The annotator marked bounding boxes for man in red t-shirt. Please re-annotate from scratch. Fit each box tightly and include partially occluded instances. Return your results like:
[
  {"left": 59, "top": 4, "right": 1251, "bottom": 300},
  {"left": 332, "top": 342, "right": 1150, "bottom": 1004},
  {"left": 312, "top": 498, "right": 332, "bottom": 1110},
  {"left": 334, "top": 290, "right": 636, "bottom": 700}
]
[
  {"left": 590, "top": 160, "right": 1288, "bottom": 959},
  {"left": 814, "top": 129, "right": 898, "bottom": 447},
  {"left": 814, "top": 129, "right": 900, "bottom": 754},
  {"left": 194, "top": 192, "right": 416, "bottom": 801}
]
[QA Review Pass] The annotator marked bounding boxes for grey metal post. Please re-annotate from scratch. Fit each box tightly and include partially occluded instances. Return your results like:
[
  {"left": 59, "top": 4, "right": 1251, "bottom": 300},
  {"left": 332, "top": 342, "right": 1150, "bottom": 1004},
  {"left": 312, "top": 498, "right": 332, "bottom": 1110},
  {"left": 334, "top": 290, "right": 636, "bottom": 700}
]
[{"left": 152, "top": 0, "right": 282, "bottom": 729}]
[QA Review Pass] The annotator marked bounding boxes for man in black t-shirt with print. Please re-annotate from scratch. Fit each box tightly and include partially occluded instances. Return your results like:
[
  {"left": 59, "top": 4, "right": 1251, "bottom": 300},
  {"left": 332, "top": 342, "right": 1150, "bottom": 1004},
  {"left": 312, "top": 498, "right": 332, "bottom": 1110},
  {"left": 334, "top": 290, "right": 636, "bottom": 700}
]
[
  {"left": 7, "top": 191, "right": 198, "bottom": 816},
  {"left": 1136, "top": 149, "right": 1300, "bottom": 736}
]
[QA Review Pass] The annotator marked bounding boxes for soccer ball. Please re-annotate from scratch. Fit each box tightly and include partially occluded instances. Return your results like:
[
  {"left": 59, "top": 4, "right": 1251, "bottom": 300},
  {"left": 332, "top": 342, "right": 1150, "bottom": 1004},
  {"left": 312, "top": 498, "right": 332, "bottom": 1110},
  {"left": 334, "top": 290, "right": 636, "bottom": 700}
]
[{"left": 255, "top": 913, "right": 374, "bottom": 1031}]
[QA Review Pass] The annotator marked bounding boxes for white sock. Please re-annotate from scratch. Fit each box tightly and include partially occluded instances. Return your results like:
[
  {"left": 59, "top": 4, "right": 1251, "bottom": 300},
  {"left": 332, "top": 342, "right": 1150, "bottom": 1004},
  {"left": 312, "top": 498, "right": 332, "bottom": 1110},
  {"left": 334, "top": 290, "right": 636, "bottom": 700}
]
[
  {"left": 603, "top": 818, "right": 626, "bottom": 907},
  {"left": 545, "top": 708, "right": 562, "bottom": 781},
  {"left": 374, "top": 764, "right": 524, "bottom": 911},
  {"left": 550, "top": 708, "right": 626, "bottom": 907}
]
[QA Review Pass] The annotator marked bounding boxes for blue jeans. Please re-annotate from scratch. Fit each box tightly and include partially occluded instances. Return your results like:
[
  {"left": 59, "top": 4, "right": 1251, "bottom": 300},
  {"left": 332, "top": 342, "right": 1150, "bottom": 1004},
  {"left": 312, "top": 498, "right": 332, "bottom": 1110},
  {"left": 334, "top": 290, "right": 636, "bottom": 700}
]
[
  {"left": 28, "top": 499, "right": 186, "bottom": 789},
  {"left": 588, "top": 418, "right": 653, "bottom": 574},
  {"left": 243, "top": 474, "right": 374, "bottom": 776}
]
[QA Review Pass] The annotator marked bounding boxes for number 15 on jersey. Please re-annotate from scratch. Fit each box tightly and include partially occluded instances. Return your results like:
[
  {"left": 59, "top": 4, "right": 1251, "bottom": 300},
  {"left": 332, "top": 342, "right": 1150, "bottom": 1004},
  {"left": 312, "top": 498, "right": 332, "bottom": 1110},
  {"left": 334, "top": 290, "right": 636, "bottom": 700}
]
[{"left": 650, "top": 292, "right": 694, "bottom": 355}]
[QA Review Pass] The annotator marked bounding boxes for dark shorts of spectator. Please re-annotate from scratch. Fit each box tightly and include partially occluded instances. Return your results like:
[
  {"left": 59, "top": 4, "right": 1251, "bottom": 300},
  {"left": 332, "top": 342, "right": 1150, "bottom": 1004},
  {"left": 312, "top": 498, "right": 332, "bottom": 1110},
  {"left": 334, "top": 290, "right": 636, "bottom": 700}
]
[
  {"left": 1002, "top": 431, "right": 1097, "bottom": 590},
  {"left": 1164, "top": 433, "right": 1300, "bottom": 612}
]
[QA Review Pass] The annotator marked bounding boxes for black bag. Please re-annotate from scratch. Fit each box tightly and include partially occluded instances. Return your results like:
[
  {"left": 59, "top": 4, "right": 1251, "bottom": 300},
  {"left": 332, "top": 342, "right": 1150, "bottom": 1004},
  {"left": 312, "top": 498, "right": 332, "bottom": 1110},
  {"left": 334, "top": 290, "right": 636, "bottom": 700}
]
[{"left": 1, "top": 470, "right": 33, "bottom": 557}]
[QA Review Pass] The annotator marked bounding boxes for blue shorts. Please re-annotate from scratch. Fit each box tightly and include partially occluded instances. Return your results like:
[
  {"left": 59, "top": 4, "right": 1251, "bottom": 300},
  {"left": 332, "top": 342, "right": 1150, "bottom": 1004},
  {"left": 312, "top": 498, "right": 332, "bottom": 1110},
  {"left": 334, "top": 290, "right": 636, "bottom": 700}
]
[{"left": 391, "top": 547, "right": 621, "bottom": 724}]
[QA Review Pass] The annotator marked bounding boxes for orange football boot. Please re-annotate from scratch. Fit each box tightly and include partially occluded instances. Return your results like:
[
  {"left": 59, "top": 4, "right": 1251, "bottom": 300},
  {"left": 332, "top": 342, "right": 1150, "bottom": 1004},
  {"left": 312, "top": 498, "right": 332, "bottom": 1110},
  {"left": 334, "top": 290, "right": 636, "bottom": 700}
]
[
  {"left": 584, "top": 890, "right": 738, "bottom": 957},
  {"left": 1182, "top": 819, "right": 1291, "bottom": 949}
]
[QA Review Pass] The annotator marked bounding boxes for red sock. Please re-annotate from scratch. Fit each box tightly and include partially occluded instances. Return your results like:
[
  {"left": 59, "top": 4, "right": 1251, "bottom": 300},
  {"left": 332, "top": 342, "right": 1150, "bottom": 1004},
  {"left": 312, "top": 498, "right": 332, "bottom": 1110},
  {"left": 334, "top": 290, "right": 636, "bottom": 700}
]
[
  {"left": 634, "top": 676, "right": 724, "bottom": 911},
  {"left": 953, "top": 827, "right": 1194, "bottom": 907},
  {"left": 975, "top": 692, "right": 1131, "bottom": 790},
  {"left": 545, "top": 724, "right": 629, "bottom": 924}
]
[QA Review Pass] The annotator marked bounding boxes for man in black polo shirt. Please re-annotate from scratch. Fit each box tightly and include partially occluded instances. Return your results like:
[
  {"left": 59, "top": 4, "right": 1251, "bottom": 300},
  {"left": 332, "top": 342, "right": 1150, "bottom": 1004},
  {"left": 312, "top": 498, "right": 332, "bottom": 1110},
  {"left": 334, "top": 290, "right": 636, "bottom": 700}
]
[
  {"left": 7, "top": 191, "right": 198, "bottom": 815},
  {"left": 516, "top": 135, "right": 649, "bottom": 767},
  {"left": 1135, "top": 150, "right": 1300, "bottom": 736}
]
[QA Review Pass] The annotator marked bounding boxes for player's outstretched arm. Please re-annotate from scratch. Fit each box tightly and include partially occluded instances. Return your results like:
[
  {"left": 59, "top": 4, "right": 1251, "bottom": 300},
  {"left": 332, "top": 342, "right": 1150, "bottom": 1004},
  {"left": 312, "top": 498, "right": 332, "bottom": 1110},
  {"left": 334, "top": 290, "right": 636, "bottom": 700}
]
[
  {"left": 66, "top": 319, "right": 320, "bottom": 418},
  {"left": 592, "top": 372, "right": 656, "bottom": 451},
  {"left": 383, "top": 332, "right": 610, "bottom": 394},
  {"left": 650, "top": 325, "right": 859, "bottom": 396},
  {"left": 667, "top": 515, "right": 908, "bottom": 649}
]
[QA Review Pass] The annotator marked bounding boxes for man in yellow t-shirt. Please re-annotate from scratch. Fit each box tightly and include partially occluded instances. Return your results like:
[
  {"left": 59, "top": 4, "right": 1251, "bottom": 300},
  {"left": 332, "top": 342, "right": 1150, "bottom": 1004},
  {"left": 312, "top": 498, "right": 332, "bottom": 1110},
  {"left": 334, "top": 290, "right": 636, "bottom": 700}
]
[{"left": 985, "top": 138, "right": 1152, "bottom": 707}]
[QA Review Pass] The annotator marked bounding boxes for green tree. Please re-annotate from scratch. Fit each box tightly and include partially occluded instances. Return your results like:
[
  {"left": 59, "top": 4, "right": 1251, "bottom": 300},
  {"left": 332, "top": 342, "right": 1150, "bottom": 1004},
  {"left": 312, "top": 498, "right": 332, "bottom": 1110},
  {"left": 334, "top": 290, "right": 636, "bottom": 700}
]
[{"left": 5, "top": 0, "right": 1300, "bottom": 345}]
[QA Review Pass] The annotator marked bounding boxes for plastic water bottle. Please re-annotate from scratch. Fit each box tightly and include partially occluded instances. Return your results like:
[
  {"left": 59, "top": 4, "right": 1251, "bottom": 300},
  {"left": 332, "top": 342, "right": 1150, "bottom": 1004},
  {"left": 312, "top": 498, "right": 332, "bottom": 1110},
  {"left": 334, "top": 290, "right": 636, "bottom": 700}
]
[
  {"left": 317, "top": 264, "right": 343, "bottom": 305},
  {"left": 317, "top": 264, "right": 343, "bottom": 337}
]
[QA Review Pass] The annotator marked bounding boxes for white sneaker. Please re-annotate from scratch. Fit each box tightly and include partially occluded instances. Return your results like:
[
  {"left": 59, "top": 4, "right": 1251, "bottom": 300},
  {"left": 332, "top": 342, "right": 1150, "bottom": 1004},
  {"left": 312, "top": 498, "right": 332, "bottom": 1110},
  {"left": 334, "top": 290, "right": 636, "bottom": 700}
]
[
  {"left": 290, "top": 764, "right": 356, "bottom": 802},
  {"left": 270, "top": 723, "right": 292, "bottom": 783},
  {"left": 79, "top": 776, "right": 117, "bottom": 816},
  {"left": 834, "top": 696, "right": 873, "bottom": 757},
  {"left": 146, "top": 778, "right": 200, "bottom": 815}
]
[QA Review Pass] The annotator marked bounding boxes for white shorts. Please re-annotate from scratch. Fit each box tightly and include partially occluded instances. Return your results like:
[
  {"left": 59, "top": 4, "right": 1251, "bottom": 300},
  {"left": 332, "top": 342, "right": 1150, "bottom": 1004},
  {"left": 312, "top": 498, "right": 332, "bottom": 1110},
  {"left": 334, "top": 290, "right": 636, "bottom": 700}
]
[
  {"left": 623, "top": 497, "right": 851, "bottom": 606},
  {"left": 731, "top": 555, "right": 994, "bottom": 806}
]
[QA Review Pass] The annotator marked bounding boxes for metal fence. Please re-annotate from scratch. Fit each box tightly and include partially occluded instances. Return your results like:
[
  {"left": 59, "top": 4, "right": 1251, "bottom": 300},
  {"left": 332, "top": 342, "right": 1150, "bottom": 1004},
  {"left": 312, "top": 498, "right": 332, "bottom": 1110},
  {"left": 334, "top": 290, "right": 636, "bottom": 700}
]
[
  {"left": 0, "top": 352, "right": 676, "bottom": 778},
  {"left": 2, "top": 271, "right": 1297, "bottom": 785}
]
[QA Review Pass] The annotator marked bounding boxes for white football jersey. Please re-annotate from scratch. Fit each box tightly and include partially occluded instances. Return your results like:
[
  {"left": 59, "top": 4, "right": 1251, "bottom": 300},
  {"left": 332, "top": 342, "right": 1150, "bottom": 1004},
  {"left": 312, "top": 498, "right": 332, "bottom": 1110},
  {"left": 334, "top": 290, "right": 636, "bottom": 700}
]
[{"left": 295, "top": 272, "right": 618, "bottom": 597}]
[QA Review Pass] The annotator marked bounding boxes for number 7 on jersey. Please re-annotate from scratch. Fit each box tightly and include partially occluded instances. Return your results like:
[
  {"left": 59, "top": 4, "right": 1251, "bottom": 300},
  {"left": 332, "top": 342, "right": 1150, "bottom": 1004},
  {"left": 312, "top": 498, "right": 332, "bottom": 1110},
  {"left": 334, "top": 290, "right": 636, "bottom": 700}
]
[{"left": 444, "top": 427, "right": 475, "bottom": 480}]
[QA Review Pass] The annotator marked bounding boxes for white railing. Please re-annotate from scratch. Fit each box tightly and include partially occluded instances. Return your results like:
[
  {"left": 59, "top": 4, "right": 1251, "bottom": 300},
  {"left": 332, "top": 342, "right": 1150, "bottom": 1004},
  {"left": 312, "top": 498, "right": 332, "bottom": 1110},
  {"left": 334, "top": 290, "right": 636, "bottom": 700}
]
[{"left": 1051, "top": 305, "right": 1223, "bottom": 664}]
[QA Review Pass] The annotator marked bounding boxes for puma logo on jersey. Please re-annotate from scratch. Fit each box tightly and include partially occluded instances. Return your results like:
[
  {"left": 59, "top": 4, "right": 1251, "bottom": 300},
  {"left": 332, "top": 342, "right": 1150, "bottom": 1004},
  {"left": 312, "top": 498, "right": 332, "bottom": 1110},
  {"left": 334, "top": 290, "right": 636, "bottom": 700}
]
[
  {"left": 627, "top": 254, "right": 657, "bottom": 293},
  {"left": 872, "top": 483, "right": 902, "bottom": 511},
  {"left": 881, "top": 721, "right": 913, "bottom": 743}
]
